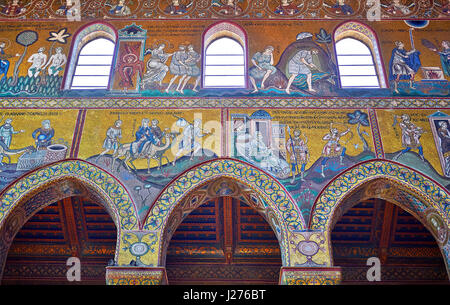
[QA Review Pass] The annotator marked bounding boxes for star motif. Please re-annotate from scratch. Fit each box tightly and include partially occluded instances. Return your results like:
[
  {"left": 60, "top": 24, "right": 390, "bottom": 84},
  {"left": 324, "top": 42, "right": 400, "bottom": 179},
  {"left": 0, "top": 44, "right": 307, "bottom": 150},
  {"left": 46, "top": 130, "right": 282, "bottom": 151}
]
[{"left": 47, "top": 28, "right": 71, "bottom": 44}]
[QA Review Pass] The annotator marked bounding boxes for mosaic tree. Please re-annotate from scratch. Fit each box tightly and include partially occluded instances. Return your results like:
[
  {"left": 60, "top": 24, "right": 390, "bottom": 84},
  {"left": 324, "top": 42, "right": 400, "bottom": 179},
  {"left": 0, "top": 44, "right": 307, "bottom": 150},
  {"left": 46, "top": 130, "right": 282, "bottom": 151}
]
[{"left": 10, "top": 30, "right": 38, "bottom": 87}]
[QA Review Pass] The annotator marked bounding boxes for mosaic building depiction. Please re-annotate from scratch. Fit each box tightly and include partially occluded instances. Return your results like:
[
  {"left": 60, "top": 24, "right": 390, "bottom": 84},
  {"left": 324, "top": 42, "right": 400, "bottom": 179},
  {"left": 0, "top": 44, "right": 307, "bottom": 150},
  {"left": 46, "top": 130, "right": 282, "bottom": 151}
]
[{"left": 0, "top": 0, "right": 449, "bottom": 286}]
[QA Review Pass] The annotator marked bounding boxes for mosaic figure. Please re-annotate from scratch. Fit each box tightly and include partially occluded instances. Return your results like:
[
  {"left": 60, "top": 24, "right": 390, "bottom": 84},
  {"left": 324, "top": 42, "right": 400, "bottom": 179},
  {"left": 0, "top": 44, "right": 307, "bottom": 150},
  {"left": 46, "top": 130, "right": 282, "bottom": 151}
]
[
  {"left": 1, "top": 0, "right": 26, "bottom": 16},
  {"left": 142, "top": 43, "right": 173, "bottom": 88},
  {"left": 285, "top": 48, "right": 319, "bottom": 94},
  {"left": 164, "top": 0, "right": 190, "bottom": 15},
  {"left": 249, "top": 46, "right": 277, "bottom": 93},
  {"left": 165, "top": 44, "right": 188, "bottom": 93},
  {"left": 331, "top": 0, "right": 354, "bottom": 15},
  {"left": 431, "top": 40, "right": 450, "bottom": 77},
  {"left": 55, "top": 0, "right": 78, "bottom": 18},
  {"left": 436, "top": 120, "right": 450, "bottom": 176},
  {"left": 392, "top": 114, "right": 425, "bottom": 161},
  {"left": 117, "top": 43, "right": 145, "bottom": 88},
  {"left": 43, "top": 47, "right": 67, "bottom": 77},
  {"left": 384, "top": 0, "right": 413, "bottom": 15},
  {"left": 216, "top": 181, "right": 234, "bottom": 196},
  {"left": 274, "top": 0, "right": 301, "bottom": 15},
  {"left": 27, "top": 47, "right": 47, "bottom": 78},
  {"left": 0, "top": 41, "right": 19, "bottom": 83},
  {"left": 248, "top": 131, "right": 290, "bottom": 177},
  {"left": 0, "top": 117, "right": 24, "bottom": 165},
  {"left": 172, "top": 117, "right": 211, "bottom": 166},
  {"left": 108, "top": 0, "right": 131, "bottom": 16},
  {"left": 96, "top": 119, "right": 123, "bottom": 162},
  {"left": 0, "top": 117, "right": 28, "bottom": 166},
  {"left": 212, "top": 0, "right": 244, "bottom": 16},
  {"left": 389, "top": 41, "right": 421, "bottom": 94},
  {"left": 286, "top": 127, "right": 309, "bottom": 182},
  {"left": 179, "top": 44, "right": 201, "bottom": 93},
  {"left": 320, "top": 124, "right": 350, "bottom": 177},
  {"left": 150, "top": 119, "right": 164, "bottom": 145},
  {"left": 442, "top": 0, "right": 450, "bottom": 14},
  {"left": 32, "top": 120, "right": 54, "bottom": 149},
  {"left": 131, "top": 118, "right": 160, "bottom": 157}
]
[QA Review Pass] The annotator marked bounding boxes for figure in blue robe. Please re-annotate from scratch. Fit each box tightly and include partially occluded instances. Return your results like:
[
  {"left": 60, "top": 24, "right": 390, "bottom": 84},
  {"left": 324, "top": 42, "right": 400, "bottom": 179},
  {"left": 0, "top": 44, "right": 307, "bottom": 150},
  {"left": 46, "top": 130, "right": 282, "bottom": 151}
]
[
  {"left": 32, "top": 120, "right": 54, "bottom": 149},
  {"left": 389, "top": 41, "right": 421, "bottom": 93},
  {"left": 130, "top": 119, "right": 159, "bottom": 156},
  {"left": 0, "top": 44, "right": 11, "bottom": 83},
  {"left": 438, "top": 41, "right": 450, "bottom": 77},
  {"left": 332, "top": 0, "right": 354, "bottom": 15}
]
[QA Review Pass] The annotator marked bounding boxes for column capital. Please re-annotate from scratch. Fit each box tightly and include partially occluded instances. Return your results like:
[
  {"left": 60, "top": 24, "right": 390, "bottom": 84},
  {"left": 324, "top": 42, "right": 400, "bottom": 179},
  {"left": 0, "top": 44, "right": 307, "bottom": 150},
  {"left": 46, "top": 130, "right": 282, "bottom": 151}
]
[
  {"left": 279, "top": 267, "right": 342, "bottom": 285},
  {"left": 106, "top": 266, "right": 168, "bottom": 285}
]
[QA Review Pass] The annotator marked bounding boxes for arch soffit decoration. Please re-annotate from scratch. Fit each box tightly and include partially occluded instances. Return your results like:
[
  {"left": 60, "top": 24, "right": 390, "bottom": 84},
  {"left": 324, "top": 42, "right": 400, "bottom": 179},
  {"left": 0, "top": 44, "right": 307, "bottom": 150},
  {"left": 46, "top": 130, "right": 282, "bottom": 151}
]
[
  {"left": 142, "top": 158, "right": 306, "bottom": 263},
  {"left": 203, "top": 21, "right": 247, "bottom": 49},
  {"left": 0, "top": 160, "right": 139, "bottom": 232},
  {"left": 158, "top": 177, "right": 282, "bottom": 265},
  {"left": 309, "top": 160, "right": 450, "bottom": 233}
]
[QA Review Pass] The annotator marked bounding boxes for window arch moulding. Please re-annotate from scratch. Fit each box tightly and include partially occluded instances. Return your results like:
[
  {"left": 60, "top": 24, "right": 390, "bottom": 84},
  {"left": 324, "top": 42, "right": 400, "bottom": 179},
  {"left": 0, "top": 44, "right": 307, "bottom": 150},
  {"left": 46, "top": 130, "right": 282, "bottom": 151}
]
[
  {"left": 202, "top": 21, "right": 248, "bottom": 89},
  {"left": 63, "top": 22, "right": 118, "bottom": 90},
  {"left": 333, "top": 21, "right": 388, "bottom": 89}
]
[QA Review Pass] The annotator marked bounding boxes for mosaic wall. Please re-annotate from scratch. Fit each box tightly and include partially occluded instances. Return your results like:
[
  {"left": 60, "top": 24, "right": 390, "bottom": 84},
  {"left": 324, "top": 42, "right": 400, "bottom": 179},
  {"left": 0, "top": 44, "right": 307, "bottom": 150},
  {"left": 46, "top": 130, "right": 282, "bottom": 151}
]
[{"left": 0, "top": 9, "right": 448, "bottom": 283}]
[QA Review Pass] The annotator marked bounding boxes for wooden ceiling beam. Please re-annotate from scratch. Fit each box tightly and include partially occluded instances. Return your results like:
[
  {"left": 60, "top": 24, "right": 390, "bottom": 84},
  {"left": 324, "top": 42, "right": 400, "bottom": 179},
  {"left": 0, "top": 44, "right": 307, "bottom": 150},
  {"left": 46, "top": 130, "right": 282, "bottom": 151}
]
[
  {"left": 61, "top": 197, "right": 81, "bottom": 258},
  {"left": 379, "top": 200, "right": 395, "bottom": 264},
  {"left": 223, "top": 196, "right": 233, "bottom": 264}
]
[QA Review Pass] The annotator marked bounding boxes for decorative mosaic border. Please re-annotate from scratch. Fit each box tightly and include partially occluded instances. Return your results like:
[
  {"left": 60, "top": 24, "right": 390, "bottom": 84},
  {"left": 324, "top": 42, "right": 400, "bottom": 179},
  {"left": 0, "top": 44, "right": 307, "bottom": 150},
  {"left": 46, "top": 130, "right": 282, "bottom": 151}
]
[
  {"left": 0, "top": 160, "right": 138, "bottom": 230},
  {"left": 0, "top": 97, "right": 449, "bottom": 109},
  {"left": 0, "top": 0, "right": 447, "bottom": 21},
  {"left": 309, "top": 160, "right": 450, "bottom": 231}
]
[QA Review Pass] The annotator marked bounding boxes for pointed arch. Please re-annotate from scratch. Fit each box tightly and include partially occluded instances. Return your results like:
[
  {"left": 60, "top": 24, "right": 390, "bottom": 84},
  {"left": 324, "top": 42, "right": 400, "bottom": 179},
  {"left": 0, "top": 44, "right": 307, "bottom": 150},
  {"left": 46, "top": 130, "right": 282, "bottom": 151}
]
[
  {"left": 309, "top": 160, "right": 450, "bottom": 277},
  {"left": 202, "top": 21, "right": 248, "bottom": 89},
  {"left": 0, "top": 160, "right": 138, "bottom": 282},
  {"left": 142, "top": 158, "right": 305, "bottom": 266}
]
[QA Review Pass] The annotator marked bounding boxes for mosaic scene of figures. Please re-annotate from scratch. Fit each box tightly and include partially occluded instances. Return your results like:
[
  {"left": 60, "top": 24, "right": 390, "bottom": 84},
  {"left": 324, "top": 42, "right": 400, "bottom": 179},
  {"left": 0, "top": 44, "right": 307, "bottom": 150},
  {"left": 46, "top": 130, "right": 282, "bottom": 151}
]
[
  {"left": 0, "top": 20, "right": 448, "bottom": 98},
  {"left": 1, "top": 108, "right": 449, "bottom": 223}
]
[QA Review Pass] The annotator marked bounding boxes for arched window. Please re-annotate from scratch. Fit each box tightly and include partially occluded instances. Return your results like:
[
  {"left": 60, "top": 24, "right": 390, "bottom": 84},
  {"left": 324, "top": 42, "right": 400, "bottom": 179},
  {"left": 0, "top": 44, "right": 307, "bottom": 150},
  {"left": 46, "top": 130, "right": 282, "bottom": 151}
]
[
  {"left": 63, "top": 22, "right": 117, "bottom": 90},
  {"left": 71, "top": 38, "right": 115, "bottom": 90},
  {"left": 202, "top": 22, "right": 247, "bottom": 89},
  {"left": 334, "top": 22, "right": 387, "bottom": 89}
]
